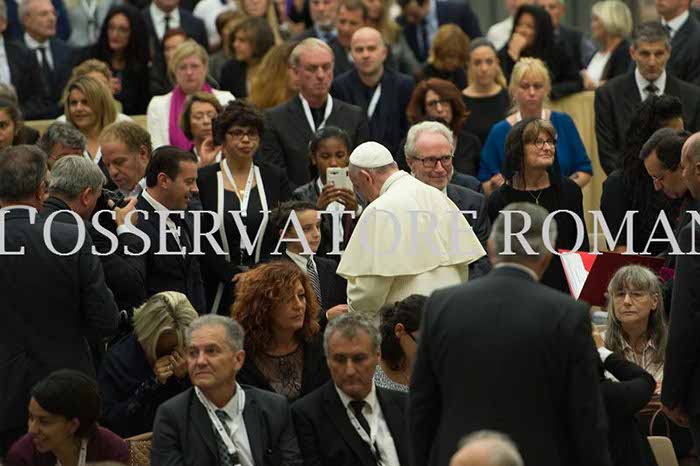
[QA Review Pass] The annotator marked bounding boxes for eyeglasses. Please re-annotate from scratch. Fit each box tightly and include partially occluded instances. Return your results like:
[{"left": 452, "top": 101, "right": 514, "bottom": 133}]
[
  {"left": 532, "top": 138, "right": 556, "bottom": 149},
  {"left": 410, "top": 155, "right": 453, "bottom": 169},
  {"left": 227, "top": 128, "right": 259, "bottom": 140},
  {"left": 425, "top": 98, "right": 449, "bottom": 109},
  {"left": 612, "top": 289, "right": 651, "bottom": 301},
  {"left": 191, "top": 111, "right": 217, "bottom": 122}
]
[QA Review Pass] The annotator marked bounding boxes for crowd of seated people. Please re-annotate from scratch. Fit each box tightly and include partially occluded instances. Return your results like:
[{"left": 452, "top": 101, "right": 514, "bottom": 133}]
[{"left": 5, "top": 0, "right": 700, "bottom": 465}]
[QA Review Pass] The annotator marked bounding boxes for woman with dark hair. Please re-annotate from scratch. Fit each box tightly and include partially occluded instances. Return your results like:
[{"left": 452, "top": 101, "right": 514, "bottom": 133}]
[
  {"left": 5, "top": 370, "right": 128, "bottom": 466},
  {"left": 88, "top": 4, "right": 151, "bottom": 115},
  {"left": 291, "top": 126, "right": 360, "bottom": 257},
  {"left": 196, "top": 100, "right": 292, "bottom": 315},
  {"left": 600, "top": 95, "right": 686, "bottom": 255},
  {"left": 487, "top": 117, "right": 589, "bottom": 293},
  {"left": 0, "top": 99, "right": 26, "bottom": 149},
  {"left": 405, "top": 78, "right": 481, "bottom": 176},
  {"left": 220, "top": 17, "right": 277, "bottom": 98},
  {"left": 232, "top": 261, "right": 330, "bottom": 401},
  {"left": 375, "top": 294, "right": 426, "bottom": 393},
  {"left": 498, "top": 4, "right": 582, "bottom": 100},
  {"left": 179, "top": 91, "right": 224, "bottom": 166},
  {"left": 422, "top": 24, "right": 470, "bottom": 90}
]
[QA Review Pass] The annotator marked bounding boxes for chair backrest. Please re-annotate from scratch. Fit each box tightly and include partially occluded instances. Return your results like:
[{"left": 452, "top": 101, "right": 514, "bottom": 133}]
[
  {"left": 125, "top": 432, "right": 153, "bottom": 466},
  {"left": 648, "top": 436, "right": 679, "bottom": 466}
]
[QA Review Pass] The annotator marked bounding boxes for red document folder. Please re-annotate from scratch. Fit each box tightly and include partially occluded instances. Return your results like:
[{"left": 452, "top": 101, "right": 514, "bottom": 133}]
[{"left": 559, "top": 251, "right": 666, "bottom": 306}]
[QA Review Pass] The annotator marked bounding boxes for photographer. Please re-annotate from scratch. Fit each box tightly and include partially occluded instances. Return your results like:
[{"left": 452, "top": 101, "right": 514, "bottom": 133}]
[{"left": 41, "top": 155, "right": 146, "bottom": 315}]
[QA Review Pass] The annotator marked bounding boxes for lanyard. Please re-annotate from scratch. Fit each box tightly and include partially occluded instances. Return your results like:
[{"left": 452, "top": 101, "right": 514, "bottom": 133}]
[
  {"left": 222, "top": 162, "right": 255, "bottom": 217},
  {"left": 346, "top": 403, "right": 382, "bottom": 461},
  {"left": 367, "top": 84, "right": 381, "bottom": 119},
  {"left": 56, "top": 439, "right": 87, "bottom": 466},
  {"left": 195, "top": 386, "right": 245, "bottom": 456},
  {"left": 300, "top": 94, "right": 333, "bottom": 133}
]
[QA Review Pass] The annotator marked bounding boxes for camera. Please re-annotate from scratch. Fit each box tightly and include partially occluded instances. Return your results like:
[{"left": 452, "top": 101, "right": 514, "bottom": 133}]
[{"left": 102, "top": 189, "right": 129, "bottom": 209}]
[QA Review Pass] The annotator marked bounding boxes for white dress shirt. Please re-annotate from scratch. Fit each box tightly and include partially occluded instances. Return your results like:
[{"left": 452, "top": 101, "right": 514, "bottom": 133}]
[
  {"left": 0, "top": 37, "right": 11, "bottom": 85},
  {"left": 193, "top": 0, "right": 238, "bottom": 48},
  {"left": 586, "top": 51, "right": 611, "bottom": 86},
  {"left": 661, "top": 9, "right": 689, "bottom": 39},
  {"left": 334, "top": 383, "right": 401, "bottom": 466},
  {"left": 24, "top": 33, "right": 53, "bottom": 70},
  {"left": 635, "top": 68, "right": 667, "bottom": 101},
  {"left": 285, "top": 249, "right": 314, "bottom": 273},
  {"left": 487, "top": 16, "right": 514, "bottom": 51},
  {"left": 149, "top": 3, "right": 181, "bottom": 41},
  {"left": 142, "top": 188, "right": 185, "bottom": 253},
  {"left": 196, "top": 384, "right": 255, "bottom": 466}
]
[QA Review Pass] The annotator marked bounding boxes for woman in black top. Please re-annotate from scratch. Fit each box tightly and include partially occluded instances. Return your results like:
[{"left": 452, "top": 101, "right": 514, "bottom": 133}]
[
  {"left": 600, "top": 95, "right": 686, "bottom": 256},
  {"left": 89, "top": 5, "right": 150, "bottom": 115},
  {"left": 220, "top": 17, "right": 276, "bottom": 99},
  {"left": 487, "top": 117, "right": 588, "bottom": 293},
  {"left": 196, "top": 100, "right": 291, "bottom": 314},
  {"left": 462, "top": 38, "right": 510, "bottom": 145},
  {"left": 498, "top": 4, "right": 582, "bottom": 100}
]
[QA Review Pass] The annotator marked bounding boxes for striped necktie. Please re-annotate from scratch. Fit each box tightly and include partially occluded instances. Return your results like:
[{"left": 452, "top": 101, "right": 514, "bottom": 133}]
[{"left": 307, "top": 257, "right": 322, "bottom": 307}]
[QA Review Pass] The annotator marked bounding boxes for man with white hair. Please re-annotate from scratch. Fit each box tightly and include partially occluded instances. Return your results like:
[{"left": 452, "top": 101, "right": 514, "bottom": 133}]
[
  {"left": 337, "top": 141, "right": 485, "bottom": 320},
  {"left": 450, "top": 431, "right": 523, "bottom": 466}
]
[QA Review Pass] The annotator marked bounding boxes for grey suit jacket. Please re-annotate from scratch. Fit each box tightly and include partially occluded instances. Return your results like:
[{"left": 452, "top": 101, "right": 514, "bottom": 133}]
[{"left": 151, "top": 385, "right": 303, "bottom": 466}]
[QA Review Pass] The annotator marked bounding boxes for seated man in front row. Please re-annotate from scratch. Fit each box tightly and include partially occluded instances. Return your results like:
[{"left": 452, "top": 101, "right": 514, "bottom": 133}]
[
  {"left": 292, "top": 314, "right": 410, "bottom": 466},
  {"left": 151, "top": 315, "right": 303, "bottom": 466}
]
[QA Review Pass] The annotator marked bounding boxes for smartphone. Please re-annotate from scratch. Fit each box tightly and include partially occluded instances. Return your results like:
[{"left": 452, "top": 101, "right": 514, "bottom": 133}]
[{"left": 326, "top": 167, "right": 353, "bottom": 191}]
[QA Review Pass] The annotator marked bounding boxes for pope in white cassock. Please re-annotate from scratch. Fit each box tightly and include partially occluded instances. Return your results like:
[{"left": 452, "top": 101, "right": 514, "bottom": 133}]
[{"left": 337, "top": 141, "right": 486, "bottom": 319}]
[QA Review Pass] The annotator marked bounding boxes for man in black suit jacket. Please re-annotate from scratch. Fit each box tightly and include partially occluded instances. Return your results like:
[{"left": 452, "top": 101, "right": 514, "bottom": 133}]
[
  {"left": 40, "top": 155, "right": 146, "bottom": 314},
  {"left": 2, "top": 38, "right": 53, "bottom": 120},
  {"left": 595, "top": 22, "right": 700, "bottom": 175},
  {"left": 143, "top": 0, "right": 208, "bottom": 54},
  {"left": 292, "top": 0, "right": 339, "bottom": 43},
  {"left": 330, "top": 0, "right": 366, "bottom": 76},
  {"left": 151, "top": 315, "right": 303, "bottom": 466},
  {"left": 19, "top": 0, "right": 75, "bottom": 118},
  {"left": 292, "top": 314, "right": 410, "bottom": 466},
  {"left": 410, "top": 202, "right": 612, "bottom": 466},
  {"left": 658, "top": 0, "right": 700, "bottom": 86},
  {"left": 396, "top": 0, "right": 481, "bottom": 63},
  {"left": 662, "top": 133, "right": 700, "bottom": 448},
  {"left": 131, "top": 146, "right": 207, "bottom": 313},
  {"left": 537, "top": 0, "right": 595, "bottom": 69},
  {"left": 404, "top": 121, "right": 491, "bottom": 278},
  {"left": 0, "top": 146, "right": 119, "bottom": 456},
  {"left": 261, "top": 38, "right": 368, "bottom": 188},
  {"left": 332, "top": 27, "right": 415, "bottom": 156}
]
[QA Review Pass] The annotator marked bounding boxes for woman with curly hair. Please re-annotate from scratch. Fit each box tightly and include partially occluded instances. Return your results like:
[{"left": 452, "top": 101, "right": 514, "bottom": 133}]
[
  {"left": 232, "top": 261, "right": 330, "bottom": 401},
  {"left": 196, "top": 100, "right": 292, "bottom": 315}
]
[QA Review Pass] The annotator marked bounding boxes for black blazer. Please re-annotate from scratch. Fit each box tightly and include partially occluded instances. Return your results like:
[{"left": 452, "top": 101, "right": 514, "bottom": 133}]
[
  {"left": 594, "top": 38, "right": 631, "bottom": 83},
  {"left": 291, "top": 381, "right": 410, "bottom": 466},
  {"left": 261, "top": 96, "right": 369, "bottom": 188},
  {"left": 41, "top": 196, "right": 146, "bottom": 312},
  {"left": 331, "top": 68, "right": 415, "bottom": 156},
  {"left": 668, "top": 14, "right": 700, "bottom": 86},
  {"left": 410, "top": 266, "right": 612, "bottom": 466},
  {"left": 237, "top": 334, "right": 331, "bottom": 401},
  {"left": 398, "top": 1, "right": 482, "bottom": 62},
  {"left": 595, "top": 72, "right": 700, "bottom": 174},
  {"left": 143, "top": 7, "right": 208, "bottom": 54},
  {"left": 662, "top": 219, "right": 700, "bottom": 416},
  {"left": 556, "top": 25, "right": 590, "bottom": 70},
  {"left": 196, "top": 161, "right": 292, "bottom": 315},
  {"left": 330, "top": 38, "right": 352, "bottom": 77},
  {"left": 151, "top": 385, "right": 303, "bottom": 466},
  {"left": 133, "top": 193, "right": 207, "bottom": 314},
  {"left": 0, "top": 208, "right": 119, "bottom": 432},
  {"left": 220, "top": 59, "right": 248, "bottom": 98},
  {"left": 5, "top": 40, "right": 54, "bottom": 120},
  {"left": 445, "top": 184, "right": 491, "bottom": 278}
]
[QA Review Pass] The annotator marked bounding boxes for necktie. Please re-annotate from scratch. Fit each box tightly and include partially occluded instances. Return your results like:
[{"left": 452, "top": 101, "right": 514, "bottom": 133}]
[
  {"left": 646, "top": 83, "right": 659, "bottom": 98},
  {"left": 418, "top": 20, "right": 429, "bottom": 62},
  {"left": 664, "top": 24, "right": 673, "bottom": 38},
  {"left": 214, "top": 410, "right": 241, "bottom": 466},
  {"left": 307, "top": 258, "right": 322, "bottom": 306},
  {"left": 349, "top": 400, "right": 371, "bottom": 436},
  {"left": 164, "top": 14, "right": 172, "bottom": 34},
  {"left": 169, "top": 215, "right": 192, "bottom": 252},
  {"left": 37, "top": 46, "right": 52, "bottom": 80}
]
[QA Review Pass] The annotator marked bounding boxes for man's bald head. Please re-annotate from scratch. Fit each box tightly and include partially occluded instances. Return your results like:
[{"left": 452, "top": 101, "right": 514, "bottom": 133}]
[
  {"left": 449, "top": 431, "right": 524, "bottom": 466},
  {"left": 350, "top": 27, "right": 387, "bottom": 81}
]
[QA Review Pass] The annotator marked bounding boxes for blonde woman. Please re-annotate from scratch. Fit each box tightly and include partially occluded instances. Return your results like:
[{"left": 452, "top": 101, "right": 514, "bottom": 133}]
[
  {"left": 98, "top": 292, "right": 199, "bottom": 437},
  {"left": 248, "top": 41, "right": 299, "bottom": 110},
  {"left": 479, "top": 57, "right": 592, "bottom": 194},
  {"left": 146, "top": 39, "right": 235, "bottom": 149}
]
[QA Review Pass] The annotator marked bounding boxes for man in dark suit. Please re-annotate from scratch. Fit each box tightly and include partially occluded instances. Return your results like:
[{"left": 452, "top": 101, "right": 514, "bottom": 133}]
[
  {"left": 0, "top": 145, "right": 119, "bottom": 456},
  {"left": 595, "top": 21, "right": 700, "bottom": 175},
  {"left": 658, "top": 0, "right": 700, "bottom": 86},
  {"left": 4, "top": 0, "right": 70, "bottom": 42},
  {"left": 404, "top": 121, "right": 491, "bottom": 278},
  {"left": 332, "top": 27, "right": 415, "bottom": 156},
  {"left": 293, "top": 0, "right": 339, "bottom": 43},
  {"left": 330, "top": 0, "right": 366, "bottom": 76},
  {"left": 537, "top": 0, "right": 595, "bottom": 69},
  {"left": 662, "top": 132, "right": 700, "bottom": 450},
  {"left": 132, "top": 146, "right": 207, "bottom": 313},
  {"left": 151, "top": 315, "right": 303, "bottom": 466},
  {"left": 19, "top": 0, "right": 75, "bottom": 118},
  {"left": 396, "top": 0, "right": 481, "bottom": 63},
  {"left": 143, "top": 0, "right": 208, "bottom": 55},
  {"left": 261, "top": 38, "right": 368, "bottom": 188},
  {"left": 410, "top": 202, "right": 612, "bottom": 466},
  {"left": 40, "top": 155, "right": 146, "bottom": 314},
  {"left": 292, "top": 314, "right": 410, "bottom": 466}
]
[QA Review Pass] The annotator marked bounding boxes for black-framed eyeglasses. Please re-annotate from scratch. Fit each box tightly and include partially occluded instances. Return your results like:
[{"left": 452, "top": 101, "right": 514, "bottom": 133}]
[
  {"left": 425, "top": 98, "right": 449, "bottom": 109},
  {"left": 410, "top": 155, "right": 453, "bottom": 169}
]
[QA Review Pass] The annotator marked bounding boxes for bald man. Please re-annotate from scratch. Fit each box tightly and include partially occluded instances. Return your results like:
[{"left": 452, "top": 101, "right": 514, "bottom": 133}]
[
  {"left": 450, "top": 431, "right": 524, "bottom": 466},
  {"left": 662, "top": 132, "right": 700, "bottom": 451},
  {"left": 332, "top": 27, "right": 415, "bottom": 155}
]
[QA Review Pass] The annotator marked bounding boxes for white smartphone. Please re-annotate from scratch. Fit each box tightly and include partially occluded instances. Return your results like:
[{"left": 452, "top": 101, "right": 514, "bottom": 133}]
[{"left": 326, "top": 167, "right": 353, "bottom": 191}]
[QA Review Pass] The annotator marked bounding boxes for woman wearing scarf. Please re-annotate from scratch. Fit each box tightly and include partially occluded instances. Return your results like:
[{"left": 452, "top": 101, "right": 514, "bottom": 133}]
[{"left": 147, "top": 39, "right": 235, "bottom": 150}]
